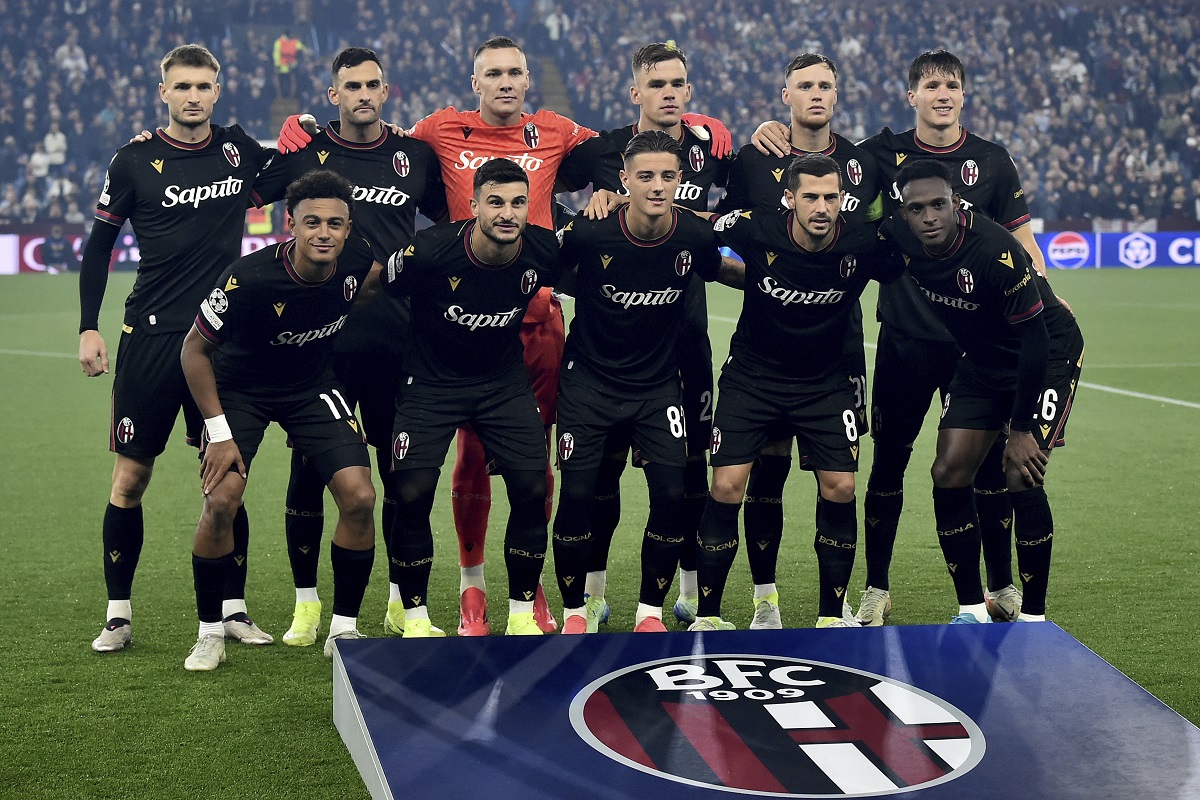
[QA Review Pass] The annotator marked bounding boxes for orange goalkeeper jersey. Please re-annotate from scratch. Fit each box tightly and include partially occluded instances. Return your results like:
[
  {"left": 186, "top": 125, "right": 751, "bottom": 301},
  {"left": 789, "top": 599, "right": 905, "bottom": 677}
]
[{"left": 409, "top": 107, "right": 596, "bottom": 322}]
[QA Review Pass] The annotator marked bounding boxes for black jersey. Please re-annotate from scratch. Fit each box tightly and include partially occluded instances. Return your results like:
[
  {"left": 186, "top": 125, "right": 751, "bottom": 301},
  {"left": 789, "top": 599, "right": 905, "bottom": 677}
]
[
  {"left": 559, "top": 207, "right": 720, "bottom": 391},
  {"left": 195, "top": 235, "right": 376, "bottom": 397},
  {"left": 719, "top": 133, "right": 881, "bottom": 222},
  {"left": 381, "top": 221, "right": 561, "bottom": 386},
  {"left": 253, "top": 122, "right": 446, "bottom": 358},
  {"left": 591, "top": 123, "right": 730, "bottom": 212},
  {"left": 94, "top": 125, "right": 273, "bottom": 334},
  {"left": 714, "top": 209, "right": 896, "bottom": 383},
  {"left": 879, "top": 210, "right": 1079, "bottom": 374},
  {"left": 861, "top": 126, "right": 1032, "bottom": 341}
]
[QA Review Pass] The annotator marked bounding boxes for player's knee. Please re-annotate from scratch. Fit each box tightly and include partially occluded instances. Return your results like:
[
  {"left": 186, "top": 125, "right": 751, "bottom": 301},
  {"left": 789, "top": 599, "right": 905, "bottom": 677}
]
[
  {"left": 336, "top": 480, "right": 376, "bottom": 523},
  {"left": 110, "top": 460, "right": 153, "bottom": 505},
  {"left": 710, "top": 474, "right": 747, "bottom": 505},
  {"left": 818, "top": 473, "right": 856, "bottom": 504},
  {"left": 930, "top": 458, "right": 974, "bottom": 489},
  {"left": 199, "top": 491, "right": 240, "bottom": 538}
]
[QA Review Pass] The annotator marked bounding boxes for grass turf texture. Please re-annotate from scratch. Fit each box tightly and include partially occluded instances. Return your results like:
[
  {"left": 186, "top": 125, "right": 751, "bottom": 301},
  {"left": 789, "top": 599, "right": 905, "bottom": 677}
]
[{"left": 2, "top": 269, "right": 1197, "bottom": 798}]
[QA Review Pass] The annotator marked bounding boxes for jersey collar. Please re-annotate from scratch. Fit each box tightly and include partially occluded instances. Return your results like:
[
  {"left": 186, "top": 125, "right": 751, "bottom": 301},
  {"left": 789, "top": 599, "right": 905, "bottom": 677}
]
[
  {"left": 618, "top": 206, "right": 679, "bottom": 247},
  {"left": 326, "top": 121, "right": 388, "bottom": 150},
  {"left": 912, "top": 127, "right": 968, "bottom": 153},
  {"left": 923, "top": 210, "right": 969, "bottom": 259},
  {"left": 282, "top": 240, "right": 338, "bottom": 286},
  {"left": 156, "top": 127, "right": 213, "bottom": 150},
  {"left": 463, "top": 220, "right": 524, "bottom": 269}
]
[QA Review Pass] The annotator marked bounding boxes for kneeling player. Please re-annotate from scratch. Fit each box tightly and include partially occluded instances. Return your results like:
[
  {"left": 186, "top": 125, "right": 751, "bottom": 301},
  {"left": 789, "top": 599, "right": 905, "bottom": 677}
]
[
  {"left": 383, "top": 159, "right": 560, "bottom": 637},
  {"left": 552, "top": 131, "right": 741, "bottom": 634},
  {"left": 692, "top": 154, "right": 895, "bottom": 632},
  {"left": 180, "top": 170, "right": 382, "bottom": 670},
  {"left": 881, "top": 159, "right": 1083, "bottom": 623}
]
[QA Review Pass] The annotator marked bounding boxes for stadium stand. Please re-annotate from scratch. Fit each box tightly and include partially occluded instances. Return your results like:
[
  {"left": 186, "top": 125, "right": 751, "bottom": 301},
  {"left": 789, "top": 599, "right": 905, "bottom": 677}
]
[{"left": 1, "top": 0, "right": 1197, "bottom": 235}]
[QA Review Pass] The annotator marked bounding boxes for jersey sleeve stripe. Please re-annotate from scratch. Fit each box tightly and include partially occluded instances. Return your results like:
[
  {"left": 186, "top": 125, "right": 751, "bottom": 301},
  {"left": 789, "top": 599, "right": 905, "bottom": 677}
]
[
  {"left": 195, "top": 315, "right": 223, "bottom": 344},
  {"left": 1002, "top": 213, "right": 1032, "bottom": 230},
  {"left": 95, "top": 209, "right": 125, "bottom": 226},
  {"left": 1008, "top": 300, "right": 1044, "bottom": 324}
]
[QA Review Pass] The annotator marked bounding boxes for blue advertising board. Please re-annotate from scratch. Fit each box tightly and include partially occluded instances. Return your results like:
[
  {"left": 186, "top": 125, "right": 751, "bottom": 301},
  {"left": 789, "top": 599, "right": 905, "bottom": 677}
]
[{"left": 1038, "top": 230, "right": 1200, "bottom": 268}]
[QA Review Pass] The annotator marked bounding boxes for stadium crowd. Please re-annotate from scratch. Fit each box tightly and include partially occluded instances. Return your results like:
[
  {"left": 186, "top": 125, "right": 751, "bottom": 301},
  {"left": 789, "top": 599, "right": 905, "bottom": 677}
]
[{"left": 1, "top": 0, "right": 1198, "bottom": 233}]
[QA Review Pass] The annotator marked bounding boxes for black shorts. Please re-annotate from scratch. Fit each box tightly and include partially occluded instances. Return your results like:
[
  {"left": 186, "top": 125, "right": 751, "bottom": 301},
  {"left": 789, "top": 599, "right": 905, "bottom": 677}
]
[
  {"left": 392, "top": 375, "right": 547, "bottom": 472},
  {"left": 555, "top": 370, "right": 687, "bottom": 472},
  {"left": 215, "top": 382, "right": 371, "bottom": 482},
  {"left": 333, "top": 350, "right": 404, "bottom": 450},
  {"left": 870, "top": 323, "right": 961, "bottom": 448},
  {"left": 678, "top": 278, "right": 715, "bottom": 463},
  {"left": 710, "top": 370, "right": 862, "bottom": 473},
  {"left": 940, "top": 348, "right": 1084, "bottom": 450},
  {"left": 110, "top": 327, "right": 202, "bottom": 459}
]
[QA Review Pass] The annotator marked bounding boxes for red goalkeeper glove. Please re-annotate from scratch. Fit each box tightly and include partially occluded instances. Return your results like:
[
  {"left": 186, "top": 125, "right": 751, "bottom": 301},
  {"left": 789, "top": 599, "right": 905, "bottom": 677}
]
[
  {"left": 277, "top": 114, "right": 318, "bottom": 154},
  {"left": 681, "top": 113, "right": 732, "bottom": 160}
]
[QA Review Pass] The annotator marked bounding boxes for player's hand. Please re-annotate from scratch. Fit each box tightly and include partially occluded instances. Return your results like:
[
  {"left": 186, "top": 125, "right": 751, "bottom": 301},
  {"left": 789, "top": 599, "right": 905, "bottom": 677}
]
[
  {"left": 1056, "top": 294, "right": 1074, "bottom": 316},
  {"left": 681, "top": 113, "right": 733, "bottom": 159},
  {"left": 128, "top": 129, "right": 153, "bottom": 144},
  {"left": 277, "top": 114, "right": 319, "bottom": 153},
  {"left": 386, "top": 122, "right": 407, "bottom": 137},
  {"left": 751, "top": 120, "right": 791, "bottom": 157},
  {"left": 79, "top": 330, "right": 109, "bottom": 376},
  {"left": 1003, "top": 431, "right": 1048, "bottom": 488},
  {"left": 200, "top": 440, "right": 247, "bottom": 495},
  {"left": 584, "top": 189, "right": 627, "bottom": 220}
]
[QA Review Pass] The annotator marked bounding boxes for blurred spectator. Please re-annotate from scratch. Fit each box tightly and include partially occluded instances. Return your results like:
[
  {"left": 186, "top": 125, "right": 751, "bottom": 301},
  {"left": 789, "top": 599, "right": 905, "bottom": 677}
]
[
  {"left": 41, "top": 223, "right": 79, "bottom": 273},
  {"left": 44, "top": 121, "right": 68, "bottom": 168},
  {"left": 272, "top": 30, "right": 304, "bottom": 99}
]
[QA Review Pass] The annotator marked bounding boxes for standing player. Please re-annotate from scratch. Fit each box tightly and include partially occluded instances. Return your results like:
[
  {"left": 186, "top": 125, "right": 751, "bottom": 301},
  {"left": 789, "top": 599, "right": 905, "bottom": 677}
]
[
  {"left": 180, "top": 170, "right": 383, "bottom": 670},
  {"left": 754, "top": 50, "right": 1048, "bottom": 625},
  {"left": 254, "top": 47, "right": 446, "bottom": 646},
  {"left": 716, "top": 53, "right": 880, "bottom": 629},
  {"left": 880, "top": 159, "right": 1083, "bottom": 624},
  {"left": 381, "top": 159, "right": 560, "bottom": 637},
  {"left": 553, "top": 131, "right": 740, "bottom": 634},
  {"left": 691, "top": 154, "right": 895, "bottom": 632},
  {"left": 576, "top": 42, "right": 732, "bottom": 629},
  {"left": 283, "top": 36, "right": 617, "bottom": 634},
  {"left": 78, "top": 44, "right": 275, "bottom": 653}
]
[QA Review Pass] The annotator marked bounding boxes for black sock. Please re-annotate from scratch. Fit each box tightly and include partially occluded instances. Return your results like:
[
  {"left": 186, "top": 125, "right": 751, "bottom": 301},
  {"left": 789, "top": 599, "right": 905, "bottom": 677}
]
[
  {"left": 226, "top": 504, "right": 250, "bottom": 602},
  {"left": 394, "top": 468, "right": 438, "bottom": 609},
  {"left": 193, "top": 553, "right": 232, "bottom": 624},
  {"left": 678, "top": 457, "right": 710, "bottom": 573},
  {"left": 503, "top": 469, "right": 549, "bottom": 603},
  {"left": 975, "top": 487, "right": 1014, "bottom": 590},
  {"left": 639, "top": 527, "right": 685, "bottom": 606},
  {"left": 932, "top": 486, "right": 985, "bottom": 605},
  {"left": 587, "top": 458, "right": 622, "bottom": 573},
  {"left": 863, "top": 491, "right": 902, "bottom": 590},
  {"left": 285, "top": 450, "right": 325, "bottom": 590},
  {"left": 102, "top": 503, "right": 144, "bottom": 602},
  {"left": 696, "top": 498, "right": 741, "bottom": 618},
  {"left": 976, "top": 438, "right": 1014, "bottom": 591},
  {"left": 376, "top": 450, "right": 399, "bottom": 588},
  {"left": 330, "top": 544, "right": 374, "bottom": 619},
  {"left": 863, "top": 442, "right": 912, "bottom": 591},
  {"left": 743, "top": 454, "right": 790, "bottom": 585},
  {"left": 1011, "top": 486, "right": 1054, "bottom": 616},
  {"left": 814, "top": 496, "right": 857, "bottom": 618}
]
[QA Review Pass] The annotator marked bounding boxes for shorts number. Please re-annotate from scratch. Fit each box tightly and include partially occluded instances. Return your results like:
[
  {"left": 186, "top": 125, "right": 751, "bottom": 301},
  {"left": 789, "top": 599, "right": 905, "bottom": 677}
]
[
  {"left": 1039, "top": 389, "right": 1059, "bottom": 421},
  {"left": 842, "top": 409, "right": 859, "bottom": 442},
  {"left": 318, "top": 389, "right": 354, "bottom": 420},
  {"left": 850, "top": 375, "right": 866, "bottom": 409},
  {"left": 667, "top": 405, "right": 686, "bottom": 439},
  {"left": 699, "top": 390, "right": 714, "bottom": 422}
]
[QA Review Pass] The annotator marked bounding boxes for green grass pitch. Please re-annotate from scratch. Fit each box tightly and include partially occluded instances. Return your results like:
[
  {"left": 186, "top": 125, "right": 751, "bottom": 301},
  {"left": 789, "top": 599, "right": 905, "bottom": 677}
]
[{"left": 1, "top": 269, "right": 1197, "bottom": 798}]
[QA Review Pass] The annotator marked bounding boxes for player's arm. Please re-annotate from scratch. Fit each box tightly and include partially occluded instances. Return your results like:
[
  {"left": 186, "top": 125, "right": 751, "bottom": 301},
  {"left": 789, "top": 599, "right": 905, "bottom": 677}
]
[
  {"left": 750, "top": 120, "right": 791, "bottom": 158},
  {"left": 1004, "top": 313, "right": 1051, "bottom": 486},
  {"left": 355, "top": 261, "right": 387, "bottom": 303},
  {"left": 77, "top": 218, "right": 124, "bottom": 376},
  {"left": 180, "top": 325, "right": 246, "bottom": 494},
  {"left": 716, "top": 255, "right": 745, "bottom": 289}
]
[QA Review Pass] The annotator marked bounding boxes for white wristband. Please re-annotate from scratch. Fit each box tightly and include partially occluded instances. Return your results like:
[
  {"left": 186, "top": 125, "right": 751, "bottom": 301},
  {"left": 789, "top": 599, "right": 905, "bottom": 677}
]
[{"left": 205, "top": 414, "right": 233, "bottom": 443}]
